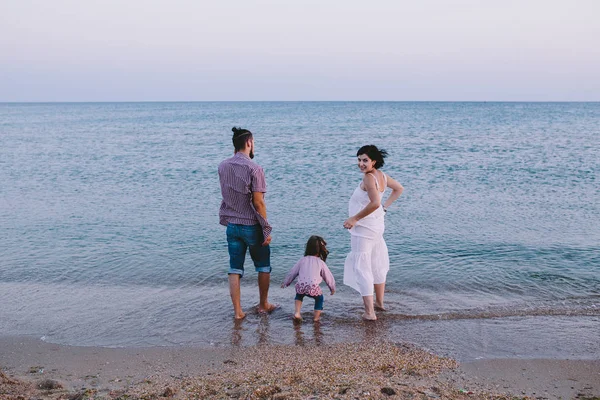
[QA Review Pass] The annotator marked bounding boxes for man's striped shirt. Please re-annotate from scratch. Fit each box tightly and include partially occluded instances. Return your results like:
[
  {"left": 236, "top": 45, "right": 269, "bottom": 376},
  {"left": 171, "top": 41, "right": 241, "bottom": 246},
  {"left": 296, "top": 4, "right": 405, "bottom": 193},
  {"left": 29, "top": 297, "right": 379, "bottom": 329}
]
[{"left": 218, "top": 152, "right": 272, "bottom": 239}]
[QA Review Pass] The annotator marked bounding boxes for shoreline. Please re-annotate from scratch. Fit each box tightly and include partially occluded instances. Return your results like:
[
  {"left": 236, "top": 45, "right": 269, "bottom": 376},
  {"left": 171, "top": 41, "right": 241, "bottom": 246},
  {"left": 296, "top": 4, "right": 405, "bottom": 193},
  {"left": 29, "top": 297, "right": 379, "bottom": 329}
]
[{"left": 1, "top": 336, "right": 599, "bottom": 399}]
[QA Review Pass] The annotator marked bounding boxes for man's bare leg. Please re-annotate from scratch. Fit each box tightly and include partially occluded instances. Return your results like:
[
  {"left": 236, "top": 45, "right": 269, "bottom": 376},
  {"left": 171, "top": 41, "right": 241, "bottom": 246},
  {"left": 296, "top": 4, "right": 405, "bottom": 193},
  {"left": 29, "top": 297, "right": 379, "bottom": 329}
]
[
  {"left": 258, "top": 272, "right": 277, "bottom": 313},
  {"left": 374, "top": 283, "right": 386, "bottom": 311},
  {"left": 362, "top": 295, "right": 377, "bottom": 320},
  {"left": 228, "top": 274, "right": 246, "bottom": 319}
]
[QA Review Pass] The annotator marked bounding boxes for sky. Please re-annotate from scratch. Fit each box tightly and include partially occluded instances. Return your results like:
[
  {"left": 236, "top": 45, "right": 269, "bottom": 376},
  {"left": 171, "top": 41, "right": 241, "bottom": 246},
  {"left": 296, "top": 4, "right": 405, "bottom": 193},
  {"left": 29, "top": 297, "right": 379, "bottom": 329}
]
[{"left": 1, "top": 0, "right": 599, "bottom": 102}]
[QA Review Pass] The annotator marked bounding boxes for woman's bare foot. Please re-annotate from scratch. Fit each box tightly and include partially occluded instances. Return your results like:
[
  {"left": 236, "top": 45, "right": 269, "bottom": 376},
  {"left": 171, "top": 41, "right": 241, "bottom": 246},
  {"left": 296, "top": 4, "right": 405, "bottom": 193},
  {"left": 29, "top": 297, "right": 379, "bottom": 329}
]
[
  {"left": 374, "top": 303, "right": 386, "bottom": 312},
  {"left": 258, "top": 303, "right": 280, "bottom": 314},
  {"left": 362, "top": 312, "right": 377, "bottom": 321},
  {"left": 234, "top": 311, "right": 247, "bottom": 320}
]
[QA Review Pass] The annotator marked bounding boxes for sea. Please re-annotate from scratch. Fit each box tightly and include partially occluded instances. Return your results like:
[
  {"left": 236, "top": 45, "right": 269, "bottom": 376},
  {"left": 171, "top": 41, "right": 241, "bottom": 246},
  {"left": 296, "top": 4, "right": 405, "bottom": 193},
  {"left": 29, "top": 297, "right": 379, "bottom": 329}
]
[{"left": 1, "top": 102, "right": 598, "bottom": 361}]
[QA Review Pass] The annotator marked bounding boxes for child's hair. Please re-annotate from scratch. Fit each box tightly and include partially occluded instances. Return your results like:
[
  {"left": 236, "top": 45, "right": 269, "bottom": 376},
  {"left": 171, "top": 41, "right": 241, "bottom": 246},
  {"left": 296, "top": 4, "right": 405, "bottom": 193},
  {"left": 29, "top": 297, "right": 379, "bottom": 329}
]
[{"left": 305, "top": 235, "right": 329, "bottom": 262}]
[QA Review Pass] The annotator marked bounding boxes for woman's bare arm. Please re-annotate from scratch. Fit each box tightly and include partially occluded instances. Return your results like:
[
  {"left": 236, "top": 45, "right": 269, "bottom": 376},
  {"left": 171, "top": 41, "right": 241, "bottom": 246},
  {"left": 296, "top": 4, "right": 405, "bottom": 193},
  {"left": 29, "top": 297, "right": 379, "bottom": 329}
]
[
  {"left": 382, "top": 174, "right": 403, "bottom": 210},
  {"left": 343, "top": 174, "right": 381, "bottom": 229}
]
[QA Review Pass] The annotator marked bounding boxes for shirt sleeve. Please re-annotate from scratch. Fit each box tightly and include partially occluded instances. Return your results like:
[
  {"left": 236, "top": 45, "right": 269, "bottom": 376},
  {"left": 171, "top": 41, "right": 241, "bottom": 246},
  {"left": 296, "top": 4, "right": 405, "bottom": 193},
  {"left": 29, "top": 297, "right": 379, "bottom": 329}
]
[
  {"left": 282, "top": 260, "right": 302, "bottom": 287},
  {"left": 251, "top": 165, "right": 267, "bottom": 193},
  {"left": 250, "top": 165, "right": 271, "bottom": 239},
  {"left": 320, "top": 260, "right": 336, "bottom": 292}
]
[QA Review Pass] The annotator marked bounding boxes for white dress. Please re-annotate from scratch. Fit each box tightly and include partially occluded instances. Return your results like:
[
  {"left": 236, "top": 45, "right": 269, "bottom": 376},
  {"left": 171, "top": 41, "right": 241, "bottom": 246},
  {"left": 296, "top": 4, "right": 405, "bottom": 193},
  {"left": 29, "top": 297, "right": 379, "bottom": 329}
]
[{"left": 343, "top": 173, "right": 389, "bottom": 296}]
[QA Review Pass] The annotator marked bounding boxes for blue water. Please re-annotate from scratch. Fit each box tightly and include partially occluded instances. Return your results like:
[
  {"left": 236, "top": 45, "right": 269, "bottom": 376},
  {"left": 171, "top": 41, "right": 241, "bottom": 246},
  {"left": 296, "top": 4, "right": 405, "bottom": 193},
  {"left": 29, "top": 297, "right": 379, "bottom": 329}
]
[{"left": 1, "top": 102, "right": 598, "bottom": 360}]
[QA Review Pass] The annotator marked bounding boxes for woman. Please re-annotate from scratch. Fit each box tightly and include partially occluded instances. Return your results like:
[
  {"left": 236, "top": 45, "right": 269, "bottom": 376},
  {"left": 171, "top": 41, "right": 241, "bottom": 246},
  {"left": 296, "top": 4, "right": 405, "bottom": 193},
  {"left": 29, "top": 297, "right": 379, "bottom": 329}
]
[{"left": 343, "top": 145, "right": 404, "bottom": 320}]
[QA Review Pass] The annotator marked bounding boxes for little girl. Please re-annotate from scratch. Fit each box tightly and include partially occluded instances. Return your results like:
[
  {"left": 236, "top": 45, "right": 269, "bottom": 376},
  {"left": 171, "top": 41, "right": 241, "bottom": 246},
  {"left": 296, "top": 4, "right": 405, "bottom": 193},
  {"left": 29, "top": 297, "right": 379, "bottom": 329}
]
[{"left": 281, "top": 235, "right": 336, "bottom": 322}]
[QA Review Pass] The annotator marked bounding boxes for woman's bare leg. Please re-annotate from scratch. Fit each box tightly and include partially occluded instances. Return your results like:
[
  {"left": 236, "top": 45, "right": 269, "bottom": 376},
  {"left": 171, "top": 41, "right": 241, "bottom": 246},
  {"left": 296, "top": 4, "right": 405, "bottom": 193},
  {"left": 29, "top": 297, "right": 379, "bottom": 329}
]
[
  {"left": 374, "top": 283, "right": 386, "bottom": 311},
  {"left": 362, "top": 295, "right": 377, "bottom": 320}
]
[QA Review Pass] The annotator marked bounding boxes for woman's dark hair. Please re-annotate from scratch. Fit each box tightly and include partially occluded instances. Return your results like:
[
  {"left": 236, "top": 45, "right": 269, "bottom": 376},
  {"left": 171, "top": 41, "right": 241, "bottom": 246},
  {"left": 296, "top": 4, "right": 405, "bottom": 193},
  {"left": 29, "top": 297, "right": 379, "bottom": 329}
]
[
  {"left": 232, "top": 127, "right": 253, "bottom": 151},
  {"left": 305, "top": 235, "right": 329, "bottom": 262},
  {"left": 357, "top": 145, "right": 388, "bottom": 169}
]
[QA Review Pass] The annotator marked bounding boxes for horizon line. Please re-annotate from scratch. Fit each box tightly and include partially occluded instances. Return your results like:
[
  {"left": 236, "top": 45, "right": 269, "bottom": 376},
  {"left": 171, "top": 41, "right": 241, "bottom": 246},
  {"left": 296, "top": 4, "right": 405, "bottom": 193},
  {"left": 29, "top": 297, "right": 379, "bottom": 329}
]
[{"left": 1, "top": 100, "right": 599, "bottom": 104}]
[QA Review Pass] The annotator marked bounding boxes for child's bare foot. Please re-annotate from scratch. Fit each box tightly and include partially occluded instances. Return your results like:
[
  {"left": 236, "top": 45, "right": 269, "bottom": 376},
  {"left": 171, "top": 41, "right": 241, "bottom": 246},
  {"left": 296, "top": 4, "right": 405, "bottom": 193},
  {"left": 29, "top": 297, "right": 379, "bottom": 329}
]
[
  {"left": 313, "top": 310, "right": 322, "bottom": 322},
  {"left": 258, "top": 303, "right": 280, "bottom": 314},
  {"left": 362, "top": 312, "right": 377, "bottom": 321},
  {"left": 234, "top": 311, "right": 246, "bottom": 320},
  {"left": 293, "top": 314, "right": 303, "bottom": 323}
]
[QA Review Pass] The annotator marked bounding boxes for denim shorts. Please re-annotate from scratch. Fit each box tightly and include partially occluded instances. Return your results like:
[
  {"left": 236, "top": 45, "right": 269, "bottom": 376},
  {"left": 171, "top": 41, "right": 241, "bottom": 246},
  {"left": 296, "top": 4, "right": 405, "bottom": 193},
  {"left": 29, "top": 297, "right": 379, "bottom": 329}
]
[
  {"left": 226, "top": 223, "right": 271, "bottom": 277},
  {"left": 295, "top": 293, "right": 324, "bottom": 310}
]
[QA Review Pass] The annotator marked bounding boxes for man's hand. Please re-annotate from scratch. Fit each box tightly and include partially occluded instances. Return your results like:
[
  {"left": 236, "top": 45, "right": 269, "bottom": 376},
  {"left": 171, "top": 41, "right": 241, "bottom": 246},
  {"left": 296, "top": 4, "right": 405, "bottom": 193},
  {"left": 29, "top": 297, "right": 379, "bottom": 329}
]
[{"left": 262, "top": 235, "right": 272, "bottom": 246}]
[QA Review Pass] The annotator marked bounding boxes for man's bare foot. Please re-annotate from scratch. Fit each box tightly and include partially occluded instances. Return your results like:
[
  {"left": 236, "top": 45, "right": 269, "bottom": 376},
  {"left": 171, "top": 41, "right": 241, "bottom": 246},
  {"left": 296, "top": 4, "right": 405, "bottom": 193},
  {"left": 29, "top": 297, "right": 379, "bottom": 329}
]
[
  {"left": 362, "top": 312, "right": 377, "bottom": 321},
  {"left": 258, "top": 303, "right": 280, "bottom": 314},
  {"left": 234, "top": 312, "right": 246, "bottom": 320}
]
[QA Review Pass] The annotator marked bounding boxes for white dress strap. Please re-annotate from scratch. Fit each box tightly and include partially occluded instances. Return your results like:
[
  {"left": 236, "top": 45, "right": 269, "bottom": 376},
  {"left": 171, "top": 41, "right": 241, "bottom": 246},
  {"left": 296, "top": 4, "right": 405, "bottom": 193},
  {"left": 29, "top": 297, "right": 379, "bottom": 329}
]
[
  {"left": 367, "top": 172, "right": 379, "bottom": 191},
  {"left": 368, "top": 171, "right": 385, "bottom": 192}
]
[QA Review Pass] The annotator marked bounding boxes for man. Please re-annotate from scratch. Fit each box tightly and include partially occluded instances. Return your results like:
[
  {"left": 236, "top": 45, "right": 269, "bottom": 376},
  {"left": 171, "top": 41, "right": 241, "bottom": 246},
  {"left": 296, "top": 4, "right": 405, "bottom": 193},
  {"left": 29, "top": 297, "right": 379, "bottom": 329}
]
[{"left": 218, "top": 127, "right": 277, "bottom": 319}]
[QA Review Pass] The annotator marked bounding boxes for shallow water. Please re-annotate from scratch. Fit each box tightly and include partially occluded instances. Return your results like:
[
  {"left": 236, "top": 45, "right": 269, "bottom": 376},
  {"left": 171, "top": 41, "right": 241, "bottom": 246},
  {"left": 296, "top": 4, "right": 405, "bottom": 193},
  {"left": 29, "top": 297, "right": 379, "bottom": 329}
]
[{"left": 1, "top": 102, "right": 599, "bottom": 360}]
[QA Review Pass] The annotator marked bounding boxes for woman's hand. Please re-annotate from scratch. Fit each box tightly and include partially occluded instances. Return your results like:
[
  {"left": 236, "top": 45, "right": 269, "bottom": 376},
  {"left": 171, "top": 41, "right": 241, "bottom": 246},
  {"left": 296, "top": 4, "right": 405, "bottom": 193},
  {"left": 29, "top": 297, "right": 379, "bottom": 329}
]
[
  {"left": 343, "top": 217, "right": 358, "bottom": 229},
  {"left": 330, "top": 289, "right": 335, "bottom": 295}
]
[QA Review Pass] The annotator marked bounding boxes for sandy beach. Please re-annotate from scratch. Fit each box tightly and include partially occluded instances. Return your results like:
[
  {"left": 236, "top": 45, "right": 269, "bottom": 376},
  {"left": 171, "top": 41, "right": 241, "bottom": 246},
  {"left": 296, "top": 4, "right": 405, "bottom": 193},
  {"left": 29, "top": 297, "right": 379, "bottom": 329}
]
[{"left": 1, "top": 336, "right": 598, "bottom": 400}]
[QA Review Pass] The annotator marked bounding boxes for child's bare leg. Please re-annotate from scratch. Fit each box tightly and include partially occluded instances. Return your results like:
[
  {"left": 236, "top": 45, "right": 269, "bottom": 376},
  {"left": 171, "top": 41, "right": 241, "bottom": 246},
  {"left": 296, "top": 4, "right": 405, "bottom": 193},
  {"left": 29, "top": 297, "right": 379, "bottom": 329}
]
[
  {"left": 313, "top": 310, "right": 322, "bottom": 322},
  {"left": 362, "top": 295, "right": 377, "bottom": 320},
  {"left": 293, "top": 300, "right": 303, "bottom": 321},
  {"left": 374, "top": 283, "right": 386, "bottom": 311}
]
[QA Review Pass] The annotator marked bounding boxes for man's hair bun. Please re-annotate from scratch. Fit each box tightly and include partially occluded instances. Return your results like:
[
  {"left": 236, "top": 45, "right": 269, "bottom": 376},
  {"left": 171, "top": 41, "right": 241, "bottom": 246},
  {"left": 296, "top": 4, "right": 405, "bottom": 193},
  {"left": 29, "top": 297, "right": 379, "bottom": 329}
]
[{"left": 231, "top": 127, "right": 252, "bottom": 150}]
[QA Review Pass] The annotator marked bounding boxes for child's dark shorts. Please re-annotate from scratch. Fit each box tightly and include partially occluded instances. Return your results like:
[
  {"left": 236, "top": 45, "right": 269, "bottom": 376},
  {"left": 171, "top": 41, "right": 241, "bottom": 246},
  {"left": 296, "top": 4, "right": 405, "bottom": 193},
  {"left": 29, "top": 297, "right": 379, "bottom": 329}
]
[{"left": 295, "top": 293, "right": 324, "bottom": 310}]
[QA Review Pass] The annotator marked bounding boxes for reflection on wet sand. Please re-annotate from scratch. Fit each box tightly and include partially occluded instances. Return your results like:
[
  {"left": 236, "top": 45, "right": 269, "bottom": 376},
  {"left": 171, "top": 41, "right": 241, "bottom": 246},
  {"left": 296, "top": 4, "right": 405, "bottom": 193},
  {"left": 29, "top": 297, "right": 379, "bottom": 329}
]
[
  {"left": 256, "top": 314, "right": 270, "bottom": 345},
  {"left": 231, "top": 318, "right": 244, "bottom": 346},
  {"left": 314, "top": 322, "right": 324, "bottom": 345},
  {"left": 360, "top": 316, "right": 393, "bottom": 343},
  {"left": 293, "top": 321, "right": 304, "bottom": 346},
  {"left": 293, "top": 320, "right": 324, "bottom": 346},
  {"left": 227, "top": 303, "right": 400, "bottom": 348},
  {"left": 226, "top": 310, "right": 600, "bottom": 362}
]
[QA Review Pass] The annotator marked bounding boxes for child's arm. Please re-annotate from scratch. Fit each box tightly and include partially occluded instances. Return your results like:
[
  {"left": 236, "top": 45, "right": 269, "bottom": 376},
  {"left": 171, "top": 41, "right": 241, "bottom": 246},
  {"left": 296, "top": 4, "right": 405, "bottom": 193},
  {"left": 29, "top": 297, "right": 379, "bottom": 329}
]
[
  {"left": 320, "top": 261, "right": 336, "bottom": 295},
  {"left": 281, "top": 260, "right": 301, "bottom": 288}
]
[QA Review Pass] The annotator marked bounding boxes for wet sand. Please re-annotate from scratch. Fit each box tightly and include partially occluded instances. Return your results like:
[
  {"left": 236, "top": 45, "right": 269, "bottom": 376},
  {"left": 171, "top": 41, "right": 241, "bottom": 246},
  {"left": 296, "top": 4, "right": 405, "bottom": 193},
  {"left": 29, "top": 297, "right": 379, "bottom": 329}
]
[{"left": 1, "top": 336, "right": 599, "bottom": 399}]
